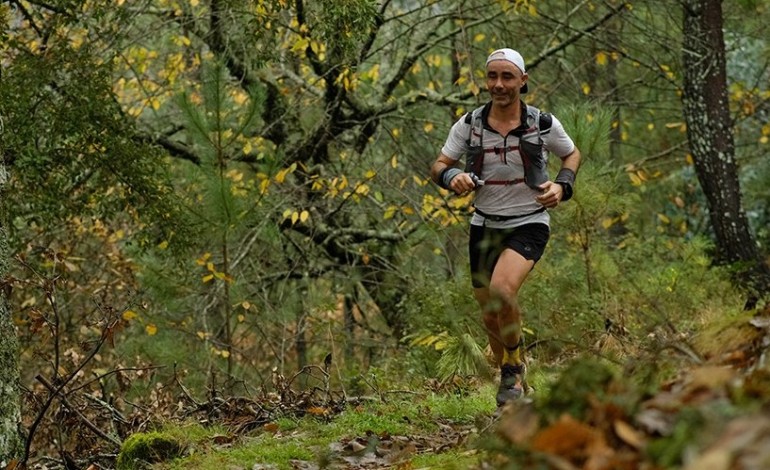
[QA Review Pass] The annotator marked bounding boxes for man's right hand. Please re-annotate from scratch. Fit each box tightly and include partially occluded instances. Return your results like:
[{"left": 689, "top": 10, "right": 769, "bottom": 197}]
[{"left": 449, "top": 172, "right": 480, "bottom": 195}]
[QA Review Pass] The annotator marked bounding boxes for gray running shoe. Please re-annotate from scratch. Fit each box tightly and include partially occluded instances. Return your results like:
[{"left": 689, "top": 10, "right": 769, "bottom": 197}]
[{"left": 496, "top": 363, "right": 526, "bottom": 407}]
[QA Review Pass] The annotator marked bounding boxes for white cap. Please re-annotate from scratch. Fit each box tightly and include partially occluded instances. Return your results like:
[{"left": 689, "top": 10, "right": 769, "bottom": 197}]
[{"left": 486, "top": 48, "right": 528, "bottom": 93}]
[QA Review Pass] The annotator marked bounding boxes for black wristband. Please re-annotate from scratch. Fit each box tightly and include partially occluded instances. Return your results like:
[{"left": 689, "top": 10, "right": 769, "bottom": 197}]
[
  {"left": 555, "top": 168, "right": 576, "bottom": 201},
  {"left": 438, "top": 167, "right": 462, "bottom": 190}
]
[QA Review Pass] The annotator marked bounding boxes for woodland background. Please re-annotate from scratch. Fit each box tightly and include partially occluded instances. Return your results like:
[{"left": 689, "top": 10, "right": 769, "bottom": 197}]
[{"left": 2, "top": 0, "right": 770, "bottom": 469}]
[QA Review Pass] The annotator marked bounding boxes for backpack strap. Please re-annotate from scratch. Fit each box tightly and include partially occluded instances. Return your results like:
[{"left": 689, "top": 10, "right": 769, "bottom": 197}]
[
  {"left": 464, "top": 104, "right": 551, "bottom": 185},
  {"left": 464, "top": 105, "right": 487, "bottom": 178},
  {"left": 539, "top": 111, "right": 552, "bottom": 135}
]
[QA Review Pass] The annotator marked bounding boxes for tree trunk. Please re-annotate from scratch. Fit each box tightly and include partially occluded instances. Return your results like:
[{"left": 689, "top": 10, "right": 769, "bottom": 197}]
[
  {"left": 681, "top": 0, "right": 770, "bottom": 303},
  {"left": 0, "top": 167, "right": 21, "bottom": 463}
]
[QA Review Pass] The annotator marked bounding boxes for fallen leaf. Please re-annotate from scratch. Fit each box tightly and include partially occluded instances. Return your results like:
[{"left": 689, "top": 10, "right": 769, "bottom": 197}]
[
  {"left": 613, "top": 420, "right": 646, "bottom": 449},
  {"left": 683, "top": 449, "right": 732, "bottom": 470},
  {"left": 263, "top": 422, "right": 279, "bottom": 433},
  {"left": 636, "top": 408, "right": 675, "bottom": 435},
  {"left": 687, "top": 366, "right": 735, "bottom": 390},
  {"left": 532, "top": 414, "right": 606, "bottom": 462},
  {"left": 211, "top": 433, "right": 235, "bottom": 445},
  {"left": 749, "top": 317, "right": 770, "bottom": 330}
]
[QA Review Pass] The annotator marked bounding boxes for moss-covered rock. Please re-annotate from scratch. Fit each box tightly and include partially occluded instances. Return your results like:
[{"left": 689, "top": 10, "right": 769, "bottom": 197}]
[{"left": 116, "top": 431, "right": 185, "bottom": 469}]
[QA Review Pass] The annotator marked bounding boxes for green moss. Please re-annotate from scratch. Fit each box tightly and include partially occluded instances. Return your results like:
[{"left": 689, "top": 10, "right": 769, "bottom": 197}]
[{"left": 116, "top": 431, "right": 185, "bottom": 469}]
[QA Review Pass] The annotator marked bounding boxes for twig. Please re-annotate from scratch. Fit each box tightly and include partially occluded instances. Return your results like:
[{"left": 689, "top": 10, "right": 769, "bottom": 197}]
[
  {"left": 174, "top": 362, "right": 202, "bottom": 407},
  {"left": 36, "top": 375, "right": 122, "bottom": 447},
  {"left": 83, "top": 393, "right": 129, "bottom": 424},
  {"left": 21, "top": 315, "right": 121, "bottom": 465}
]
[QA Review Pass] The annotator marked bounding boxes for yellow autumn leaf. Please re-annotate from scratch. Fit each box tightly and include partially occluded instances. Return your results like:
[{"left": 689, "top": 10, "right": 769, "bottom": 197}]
[
  {"left": 384, "top": 206, "right": 397, "bottom": 220},
  {"left": 197, "top": 331, "right": 206, "bottom": 340},
  {"left": 227, "top": 169, "right": 244, "bottom": 182},
  {"left": 424, "top": 122, "right": 434, "bottom": 133},
  {"left": 122, "top": 310, "right": 138, "bottom": 321},
  {"left": 392, "top": 128, "right": 400, "bottom": 138},
  {"left": 206, "top": 262, "right": 215, "bottom": 272},
  {"left": 390, "top": 155, "right": 398, "bottom": 168},
  {"left": 221, "top": 350, "right": 230, "bottom": 358},
  {"left": 300, "top": 210, "right": 310, "bottom": 223},
  {"left": 291, "top": 211, "right": 299, "bottom": 225},
  {"left": 628, "top": 172, "right": 642, "bottom": 186},
  {"left": 581, "top": 83, "right": 591, "bottom": 95},
  {"left": 241, "top": 301, "right": 251, "bottom": 309},
  {"left": 145, "top": 324, "right": 158, "bottom": 336},
  {"left": 365, "top": 64, "right": 380, "bottom": 81},
  {"left": 232, "top": 90, "right": 248, "bottom": 105},
  {"left": 760, "top": 136, "right": 769, "bottom": 144},
  {"left": 657, "top": 213, "right": 671, "bottom": 224},
  {"left": 260, "top": 179, "right": 270, "bottom": 194},
  {"left": 292, "top": 36, "right": 310, "bottom": 53},
  {"left": 275, "top": 163, "right": 297, "bottom": 183},
  {"left": 157, "top": 240, "right": 169, "bottom": 250},
  {"left": 685, "top": 154, "right": 694, "bottom": 165},
  {"left": 601, "top": 218, "right": 615, "bottom": 229},
  {"left": 596, "top": 52, "right": 608, "bottom": 66},
  {"left": 647, "top": 123, "right": 654, "bottom": 131},
  {"left": 474, "top": 33, "right": 485, "bottom": 42},
  {"left": 365, "top": 170, "right": 377, "bottom": 179},
  {"left": 238, "top": 314, "right": 245, "bottom": 322},
  {"left": 202, "top": 274, "right": 214, "bottom": 283}
]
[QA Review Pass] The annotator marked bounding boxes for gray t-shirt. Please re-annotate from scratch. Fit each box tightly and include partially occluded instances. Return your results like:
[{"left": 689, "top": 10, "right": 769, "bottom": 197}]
[{"left": 440, "top": 102, "right": 575, "bottom": 229}]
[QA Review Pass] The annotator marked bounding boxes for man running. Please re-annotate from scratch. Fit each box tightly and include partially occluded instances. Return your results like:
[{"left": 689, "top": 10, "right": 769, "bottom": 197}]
[{"left": 430, "top": 48, "right": 581, "bottom": 406}]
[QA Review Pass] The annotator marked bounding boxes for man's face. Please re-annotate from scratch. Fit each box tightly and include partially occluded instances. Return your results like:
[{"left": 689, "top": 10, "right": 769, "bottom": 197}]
[{"left": 486, "top": 60, "right": 527, "bottom": 107}]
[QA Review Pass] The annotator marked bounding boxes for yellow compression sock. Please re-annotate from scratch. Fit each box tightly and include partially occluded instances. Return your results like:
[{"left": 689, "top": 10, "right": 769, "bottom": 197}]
[{"left": 502, "top": 341, "right": 522, "bottom": 366}]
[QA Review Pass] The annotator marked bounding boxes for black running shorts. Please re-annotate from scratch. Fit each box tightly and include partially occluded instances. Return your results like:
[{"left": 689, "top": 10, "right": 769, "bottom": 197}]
[{"left": 469, "top": 223, "right": 550, "bottom": 288}]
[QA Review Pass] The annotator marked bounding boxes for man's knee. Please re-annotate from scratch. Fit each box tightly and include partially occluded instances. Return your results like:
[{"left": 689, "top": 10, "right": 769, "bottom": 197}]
[{"left": 488, "top": 281, "right": 520, "bottom": 304}]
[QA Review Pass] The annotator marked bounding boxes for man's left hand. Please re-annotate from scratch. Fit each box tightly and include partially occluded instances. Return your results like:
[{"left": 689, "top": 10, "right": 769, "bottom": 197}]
[{"left": 535, "top": 181, "right": 563, "bottom": 208}]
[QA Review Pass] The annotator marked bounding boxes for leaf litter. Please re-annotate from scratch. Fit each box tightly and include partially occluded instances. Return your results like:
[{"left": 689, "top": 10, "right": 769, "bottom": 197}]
[{"left": 20, "top": 306, "right": 770, "bottom": 469}]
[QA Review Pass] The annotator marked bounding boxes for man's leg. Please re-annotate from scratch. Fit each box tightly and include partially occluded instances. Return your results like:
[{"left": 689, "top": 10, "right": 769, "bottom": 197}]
[
  {"left": 490, "top": 248, "right": 534, "bottom": 355},
  {"left": 474, "top": 287, "right": 504, "bottom": 367},
  {"left": 474, "top": 248, "right": 534, "bottom": 364},
  {"left": 487, "top": 248, "right": 535, "bottom": 405}
]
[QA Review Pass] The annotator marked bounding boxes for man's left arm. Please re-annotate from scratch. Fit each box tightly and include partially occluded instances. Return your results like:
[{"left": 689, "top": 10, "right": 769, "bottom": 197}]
[{"left": 536, "top": 147, "right": 581, "bottom": 208}]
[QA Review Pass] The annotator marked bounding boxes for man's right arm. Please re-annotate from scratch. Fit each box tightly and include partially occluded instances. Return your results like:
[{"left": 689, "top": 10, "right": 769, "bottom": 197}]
[{"left": 431, "top": 153, "right": 476, "bottom": 195}]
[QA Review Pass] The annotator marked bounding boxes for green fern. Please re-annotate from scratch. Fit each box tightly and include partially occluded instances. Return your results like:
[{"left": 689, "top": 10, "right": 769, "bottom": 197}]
[{"left": 435, "top": 333, "right": 490, "bottom": 382}]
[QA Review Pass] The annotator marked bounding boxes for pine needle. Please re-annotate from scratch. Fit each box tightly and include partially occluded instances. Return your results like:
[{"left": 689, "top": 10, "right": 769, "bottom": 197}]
[{"left": 436, "top": 333, "right": 491, "bottom": 381}]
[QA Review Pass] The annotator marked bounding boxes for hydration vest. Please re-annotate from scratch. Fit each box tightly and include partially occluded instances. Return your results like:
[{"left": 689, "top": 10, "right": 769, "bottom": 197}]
[{"left": 463, "top": 103, "right": 552, "bottom": 190}]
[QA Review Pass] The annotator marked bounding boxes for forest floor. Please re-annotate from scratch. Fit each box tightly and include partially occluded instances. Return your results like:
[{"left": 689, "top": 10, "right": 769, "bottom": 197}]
[{"left": 61, "top": 304, "right": 770, "bottom": 469}]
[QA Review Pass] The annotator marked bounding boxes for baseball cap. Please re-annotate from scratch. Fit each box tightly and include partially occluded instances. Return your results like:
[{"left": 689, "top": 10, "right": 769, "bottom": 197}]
[{"left": 486, "top": 48, "right": 529, "bottom": 93}]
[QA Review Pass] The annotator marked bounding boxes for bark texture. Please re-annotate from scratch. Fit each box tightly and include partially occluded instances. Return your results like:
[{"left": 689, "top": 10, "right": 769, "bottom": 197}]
[
  {"left": 0, "top": 194, "right": 21, "bottom": 463},
  {"left": 681, "top": 0, "right": 770, "bottom": 300}
]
